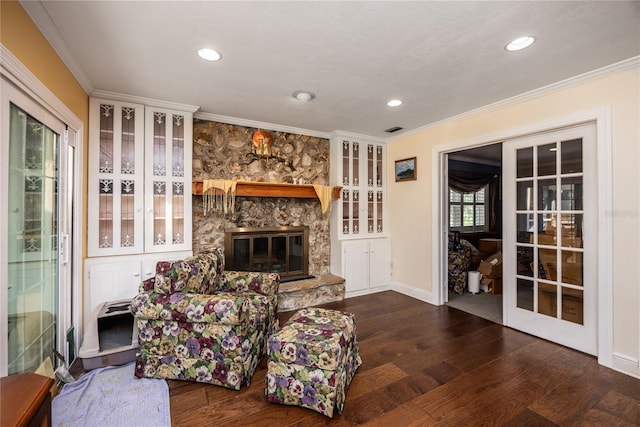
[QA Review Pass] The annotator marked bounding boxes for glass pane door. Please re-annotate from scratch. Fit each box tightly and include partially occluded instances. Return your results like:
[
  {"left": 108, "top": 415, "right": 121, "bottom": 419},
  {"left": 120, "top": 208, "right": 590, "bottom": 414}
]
[
  {"left": 504, "top": 123, "right": 596, "bottom": 355},
  {"left": 7, "top": 103, "right": 59, "bottom": 374},
  {"left": 144, "top": 107, "right": 191, "bottom": 252}
]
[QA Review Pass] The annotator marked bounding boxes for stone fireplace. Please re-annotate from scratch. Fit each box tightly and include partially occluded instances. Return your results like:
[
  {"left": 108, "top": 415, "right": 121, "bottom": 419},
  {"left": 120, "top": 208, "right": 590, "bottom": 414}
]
[
  {"left": 192, "top": 119, "right": 331, "bottom": 273},
  {"left": 192, "top": 119, "right": 344, "bottom": 310}
]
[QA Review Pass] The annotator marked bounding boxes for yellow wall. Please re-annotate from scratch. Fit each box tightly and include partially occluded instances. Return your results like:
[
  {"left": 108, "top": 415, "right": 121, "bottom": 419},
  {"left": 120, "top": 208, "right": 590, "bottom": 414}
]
[
  {"left": 1, "top": 0, "right": 89, "bottom": 259},
  {"left": 1, "top": 1, "right": 88, "bottom": 121},
  {"left": 387, "top": 69, "right": 640, "bottom": 363}
]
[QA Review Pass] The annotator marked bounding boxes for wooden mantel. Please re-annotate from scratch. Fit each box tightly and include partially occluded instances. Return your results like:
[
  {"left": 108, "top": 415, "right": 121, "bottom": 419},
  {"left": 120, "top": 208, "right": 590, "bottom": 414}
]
[{"left": 192, "top": 180, "right": 341, "bottom": 199}]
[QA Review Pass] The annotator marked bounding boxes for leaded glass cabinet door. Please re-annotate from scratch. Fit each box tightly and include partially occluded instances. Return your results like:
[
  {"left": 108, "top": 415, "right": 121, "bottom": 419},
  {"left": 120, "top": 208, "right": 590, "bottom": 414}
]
[
  {"left": 144, "top": 107, "right": 192, "bottom": 253},
  {"left": 338, "top": 137, "right": 386, "bottom": 239},
  {"left": 341, "top": 138, "right": 360, "bottom": 236},
  {"left": 503, "top": 123, "right": 597, "bottom": 355},
  {"left": 88, "top": 99, "right": 145, "bottom": 256},
  {"left": 367, "top": 143, "right": 384, "bottom": 234}
]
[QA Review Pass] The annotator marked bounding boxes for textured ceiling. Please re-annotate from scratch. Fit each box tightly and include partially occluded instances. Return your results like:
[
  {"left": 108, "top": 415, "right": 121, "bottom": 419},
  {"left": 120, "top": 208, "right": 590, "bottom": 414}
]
[{"left": 24, "top": 1, "right": 640, "bottom": 138}]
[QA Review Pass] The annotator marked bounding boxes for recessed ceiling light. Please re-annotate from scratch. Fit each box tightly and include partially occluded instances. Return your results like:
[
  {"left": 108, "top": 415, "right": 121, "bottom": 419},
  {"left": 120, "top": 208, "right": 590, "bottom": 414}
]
[
  {"left": 293, "top": 91, "right": 315, "bottom": 102},
  {"left": 505, "top": 36, "right": 535, "bottom": 52},
  {"left": 387, "top": 99, "right": 402, "bottom": 107},
  {"left": 197, "top": 48, "right": 222, "bottom": 61}
]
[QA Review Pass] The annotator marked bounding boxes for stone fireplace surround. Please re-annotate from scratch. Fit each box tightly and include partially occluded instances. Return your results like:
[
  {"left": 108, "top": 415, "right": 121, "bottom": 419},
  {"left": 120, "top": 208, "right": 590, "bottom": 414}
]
[{"left": 192, "top": 119, "right": 344, "bottom": 311}]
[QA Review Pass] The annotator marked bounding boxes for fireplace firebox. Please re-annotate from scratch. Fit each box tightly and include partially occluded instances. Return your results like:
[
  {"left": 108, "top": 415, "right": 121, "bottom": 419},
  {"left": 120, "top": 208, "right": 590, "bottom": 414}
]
[{"left": 224, "top": 226, "right": 311, "bottom": 282}]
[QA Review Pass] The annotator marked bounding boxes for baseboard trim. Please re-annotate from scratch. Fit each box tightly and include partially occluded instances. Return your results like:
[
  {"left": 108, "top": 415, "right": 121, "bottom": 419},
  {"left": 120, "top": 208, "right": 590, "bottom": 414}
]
[
  {"left": 611, "top": 352, "right": 640, "bottom": 379},
  {"left": 390, "top": 282, "right": 434, "bottom": 305},
  {"left": 345, "top": 285, "right": 391, "bottom": 300}
]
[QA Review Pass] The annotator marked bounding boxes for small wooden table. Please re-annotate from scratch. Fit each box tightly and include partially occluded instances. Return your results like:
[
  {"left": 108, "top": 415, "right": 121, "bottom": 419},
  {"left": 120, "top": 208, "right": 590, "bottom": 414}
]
[{"left": 1, "top": 372, "right": 54, "bottom": 427}]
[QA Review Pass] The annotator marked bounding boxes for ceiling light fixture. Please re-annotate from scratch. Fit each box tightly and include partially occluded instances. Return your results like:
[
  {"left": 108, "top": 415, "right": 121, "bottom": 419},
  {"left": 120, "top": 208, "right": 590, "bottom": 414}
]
[
  {"left": 505, "top": 36, "right": 535, "bottom": 52},
  {"left": 387, "top": 99, "right": 402, "bottom": 107},
  {"left": 293, "top": 91, "right": 315, "bottom": 102},
  {"left": 197, "top": 48, "right": 222, "bottom": 61}
]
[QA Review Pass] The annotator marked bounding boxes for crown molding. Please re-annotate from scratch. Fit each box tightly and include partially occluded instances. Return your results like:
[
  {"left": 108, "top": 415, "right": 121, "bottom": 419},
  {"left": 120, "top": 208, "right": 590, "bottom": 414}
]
[
  {"left": 195, "top": 111, "right": 330, "bottom": 139},
  {"left": 91, "top": 89, "right": 200, "bottom": 113},
  {"left": 19, "top": 0, "right": 94, "bottom": 94},
  {"left": 329, "top": 130, "right": 387, "bottom": 143},
  {"left": 1, "top": 44, "right": 83, "bottom": 130},
  {"left": 397, "top": 55, "right": 640, "bottom": 139}
]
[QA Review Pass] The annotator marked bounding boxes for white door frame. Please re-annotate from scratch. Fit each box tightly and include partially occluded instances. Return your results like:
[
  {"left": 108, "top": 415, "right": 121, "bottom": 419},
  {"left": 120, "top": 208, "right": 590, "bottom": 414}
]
[
  {"left": 431, "top": 107, "right": 613, "bottom": 368},
  {"left": 1, "top": 45, "right": 85, "bottom": 373}
]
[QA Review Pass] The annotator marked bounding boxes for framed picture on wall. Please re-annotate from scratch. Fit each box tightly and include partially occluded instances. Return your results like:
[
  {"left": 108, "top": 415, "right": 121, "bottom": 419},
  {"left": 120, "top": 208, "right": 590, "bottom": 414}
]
[{"left": 395, "top": 157, "right": 417, "bottom": 182}]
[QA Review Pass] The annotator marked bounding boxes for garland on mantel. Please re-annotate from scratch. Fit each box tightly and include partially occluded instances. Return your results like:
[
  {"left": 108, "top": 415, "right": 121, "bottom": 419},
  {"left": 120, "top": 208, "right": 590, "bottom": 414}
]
[
  {"left": 201, "top": 179, "right": 335, "bottom": 216},
  {"left": 202, "top": 179, "right": 237, "bottom": 216}
]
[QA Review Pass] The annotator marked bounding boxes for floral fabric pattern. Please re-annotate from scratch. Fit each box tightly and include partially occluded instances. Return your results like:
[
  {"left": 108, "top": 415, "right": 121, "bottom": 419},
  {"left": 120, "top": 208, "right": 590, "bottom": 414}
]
[
  {"left": 266, "top": 307, "right": 361, "bottom": 418},
  {"left": 153, "top": 249, "right": 225, "bottom": 295},
  {"left": 131, "top": 291, "right": 249, "bottom": 326},
  {"left": 131, "top": 249, "right": 279, "bottom": 390},
  {"left": 448, "top": 249, "right": 469, "bottom": 294},
  {"left": 220, "top": 272, "right": 280, "bottom": 296},
  {"left": 448, "top": 239, "right": 478, "bottom": 294}
]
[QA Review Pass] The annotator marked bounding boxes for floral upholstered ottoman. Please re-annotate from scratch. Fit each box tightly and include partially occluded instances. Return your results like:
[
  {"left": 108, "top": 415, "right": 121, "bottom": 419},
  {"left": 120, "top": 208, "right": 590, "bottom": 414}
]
[{"left": 266, "top": 307, "right": 362, "bottom": 418}]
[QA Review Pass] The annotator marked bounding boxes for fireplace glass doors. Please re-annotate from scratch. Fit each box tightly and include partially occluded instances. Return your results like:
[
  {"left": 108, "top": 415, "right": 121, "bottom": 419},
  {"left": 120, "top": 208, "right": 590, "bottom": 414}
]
[{"left": 224, "top": 226, "right": 310, "bottom": 282}]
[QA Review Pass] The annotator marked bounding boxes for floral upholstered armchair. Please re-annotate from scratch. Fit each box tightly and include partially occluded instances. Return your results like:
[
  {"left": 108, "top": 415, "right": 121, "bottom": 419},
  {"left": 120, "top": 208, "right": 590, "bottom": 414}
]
[
  {"left": 130, "top": 247, "right": 280, "bottom": 390},
  {"left": 448, "top": 239, "right": 478, "bottom": 294}
]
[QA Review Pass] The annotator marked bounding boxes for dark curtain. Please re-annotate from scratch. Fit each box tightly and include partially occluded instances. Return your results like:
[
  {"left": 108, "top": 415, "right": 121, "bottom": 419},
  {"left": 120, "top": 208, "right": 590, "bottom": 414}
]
[
  {"left": 448, "top": 171, "right": 495, "bottom": 193},
  {"left": 449, "top": 171, "right": 499, "bottom": 233}
]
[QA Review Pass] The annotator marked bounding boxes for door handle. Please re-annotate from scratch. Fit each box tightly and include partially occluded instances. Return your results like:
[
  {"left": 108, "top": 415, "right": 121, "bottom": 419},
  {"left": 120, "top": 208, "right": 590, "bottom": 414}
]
[{"left": 60, "top": 233, "right": 69, "bottom": 264}]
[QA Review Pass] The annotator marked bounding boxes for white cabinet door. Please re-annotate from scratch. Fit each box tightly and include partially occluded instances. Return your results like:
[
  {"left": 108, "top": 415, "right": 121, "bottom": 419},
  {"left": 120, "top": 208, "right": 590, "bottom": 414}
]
[
  {"left": 343, "top": 240, "right": 370, "bottom": 293},
  {"left": 342, "top": 238, "right": 391, "bottom": 295},
  {"left": 369, "top": 238, "right": 391, "bottom": 289},
  {"left": 84, "top": 259, "right": 141, "bottom": 327}
]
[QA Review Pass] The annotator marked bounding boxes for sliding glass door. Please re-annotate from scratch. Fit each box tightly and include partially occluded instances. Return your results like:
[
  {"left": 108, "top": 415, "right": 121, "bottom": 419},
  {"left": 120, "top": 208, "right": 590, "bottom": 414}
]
[
  {"left": 6, "top": 103, "right": 62, "bottom": 374},
  {"left": 1, "top": 75, "right": 78, "bottom": 376}
]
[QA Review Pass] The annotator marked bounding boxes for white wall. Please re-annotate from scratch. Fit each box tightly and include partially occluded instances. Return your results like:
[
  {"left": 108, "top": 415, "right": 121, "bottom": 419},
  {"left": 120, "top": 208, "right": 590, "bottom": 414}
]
[{"left": 386, "top": 66, "right": 640, "bottom": 375}]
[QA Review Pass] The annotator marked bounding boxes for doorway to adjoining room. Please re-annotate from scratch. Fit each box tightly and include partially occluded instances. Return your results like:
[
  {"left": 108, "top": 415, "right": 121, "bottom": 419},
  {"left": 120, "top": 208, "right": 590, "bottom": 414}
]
[{"left": 446, "top": 143, "right": 503, "bottom": 324}]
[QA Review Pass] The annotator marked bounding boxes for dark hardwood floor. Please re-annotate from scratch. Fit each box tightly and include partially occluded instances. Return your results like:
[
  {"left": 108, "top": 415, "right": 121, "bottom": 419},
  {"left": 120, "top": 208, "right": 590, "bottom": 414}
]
[{"left": 168, "top": 291, "right": 640, "bottom": 426}]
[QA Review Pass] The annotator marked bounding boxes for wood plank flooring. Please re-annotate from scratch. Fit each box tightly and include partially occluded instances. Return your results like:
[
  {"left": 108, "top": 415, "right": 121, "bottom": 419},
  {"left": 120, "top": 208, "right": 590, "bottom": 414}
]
[{"left": 168, "top": 291, "right": 640, "bottom": 426}]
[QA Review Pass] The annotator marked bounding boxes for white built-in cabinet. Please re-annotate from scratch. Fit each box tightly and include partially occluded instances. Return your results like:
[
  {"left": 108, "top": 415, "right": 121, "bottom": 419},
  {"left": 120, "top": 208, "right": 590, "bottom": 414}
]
[
  {"left": 340, "top": 239, "right": 391, "bottom": 296},
  {"left": 88, "top": 97, "right": 193, "bottom": 255},
  {"left": 330, "top": 132, "right": 391, "bottom": 296},
  {"left": 85, "top": 94, "right": 197, "bottom": 324}
]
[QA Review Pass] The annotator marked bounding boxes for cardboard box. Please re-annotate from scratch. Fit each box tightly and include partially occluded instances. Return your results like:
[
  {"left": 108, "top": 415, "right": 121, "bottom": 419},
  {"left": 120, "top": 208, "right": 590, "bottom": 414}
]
[
  {"left": 478, "top": 238, "right": 502, "bottom": 254},
  {"left": 478, "top": 251, "right": 502, "bottom": 294},
  {"left": 478, "top": 251, "right": 502, "bottom": 278},
  {"left": 538, "top": 288, "right": 583, "bottom": 324},
  {"left": 480, "top": 277, "right": 502, "bottom": 294}
]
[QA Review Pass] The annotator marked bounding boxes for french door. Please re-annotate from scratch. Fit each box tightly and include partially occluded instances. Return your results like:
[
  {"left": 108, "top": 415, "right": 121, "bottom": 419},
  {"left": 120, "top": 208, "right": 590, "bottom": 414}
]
[
  {"left": 503, "top": 123, "right": 597, "bottom": 355},
  {"left": 1, "top": 80, "right": 76, "bottom": 376}
]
